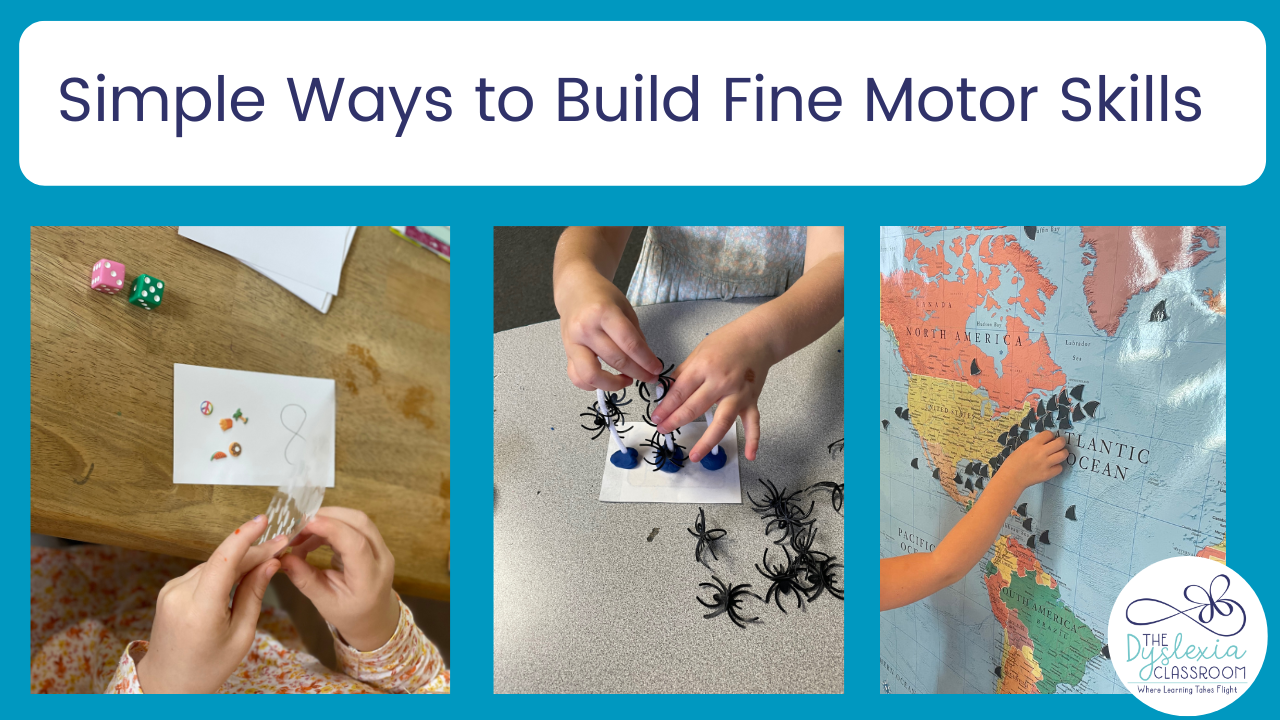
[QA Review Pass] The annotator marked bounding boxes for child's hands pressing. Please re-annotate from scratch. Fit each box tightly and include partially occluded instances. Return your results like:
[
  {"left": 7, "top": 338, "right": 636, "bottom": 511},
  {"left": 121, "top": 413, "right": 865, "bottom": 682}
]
[
  {"left": 555, "top": 266, "right": 662, "bottom": 392},
  {"left": 280, "top": 507, "right": 401, "bottom": 652},
  {"left": 136, "top": 515, "right": 290, "bottom": 693},
  {"left": 649, "top": 317, "right": 773, "bottom": 462},
  {"left": 995, "top": 431, "right": 1069, "bottom": 490}
]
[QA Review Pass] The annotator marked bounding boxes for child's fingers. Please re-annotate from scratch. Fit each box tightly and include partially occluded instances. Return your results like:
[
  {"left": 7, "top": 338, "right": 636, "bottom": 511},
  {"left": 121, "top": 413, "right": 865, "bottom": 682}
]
[
  {"left": 315, "top": 507, "right": 389, "bottom": 559},
  {"left": 237, "top": 533, "right": 291, "bottom": 577},
  {"left": 1047, "top": 448, "right": 1069, "bottom": 465},
  {"left": 230, "top": 558, "right": 279, "bottom": 640},
  {"left": 650, "top": 367, "right": 702, "bottom": 425},
  {"left": 289, "top": 532, "right": 326, "bottom": 557},
  {"left": 590, "top": 332, "right": 655, "bottom": 389},
  {"left": 279, "top": 551, "right": 327, "bottom": 596},
  {"left": 566, "top": 344, "right": 629, "bottom": 391},
  {"left": 689, "top": 402, "right": 737, "bottom": 462},
  {"left": 742, "top": 406, "right": 761, "bottom": 461},
  {"left": 196, "top": 515, "right": 272, "bottom": 604},
  {"left": 300, "top": 515, "right": 378, "bottom": 585},
  {"left": 655, "top": 383, "right": 716, "bottom": 436},
  {"left": 600, "top": 309, "right": 662, "bottom": 381},
  {"left": 1031, "top": 430, "right": 1058, "bottom": 445}
]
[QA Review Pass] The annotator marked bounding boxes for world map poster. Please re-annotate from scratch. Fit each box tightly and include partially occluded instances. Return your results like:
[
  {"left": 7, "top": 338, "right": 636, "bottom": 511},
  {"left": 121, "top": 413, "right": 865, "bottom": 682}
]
[{"left": 879, "top": 226, "right": 1226, "bottom": 694}]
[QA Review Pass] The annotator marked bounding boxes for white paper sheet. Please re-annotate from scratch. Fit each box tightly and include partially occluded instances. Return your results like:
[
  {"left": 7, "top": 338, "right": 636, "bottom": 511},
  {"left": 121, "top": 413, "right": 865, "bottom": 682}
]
[
  {"left": 598, "top": 422, "right": 741, "bottom": 503},
  {"left": 243, "top": 261, "right": 333, "bottom": 312},
  {"left": 177, "top": 226, "right": 353, "bottom": 295},
  {"left": 173, "top": 364, "right": 336, "bottom": 487}
]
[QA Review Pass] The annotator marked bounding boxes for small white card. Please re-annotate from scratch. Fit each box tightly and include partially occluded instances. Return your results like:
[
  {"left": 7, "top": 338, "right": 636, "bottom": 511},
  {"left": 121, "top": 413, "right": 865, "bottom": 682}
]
[
  {"left": 598, "top": 422, "right": 742, "bottom": 504},
  {"left": 173, "top": 364, "right": 336, "bottom": 487}
]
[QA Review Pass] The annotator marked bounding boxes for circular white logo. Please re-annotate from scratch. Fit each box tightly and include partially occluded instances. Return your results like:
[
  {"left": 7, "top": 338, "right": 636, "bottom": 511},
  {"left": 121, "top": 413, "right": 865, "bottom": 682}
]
[{"left": 1108, "top": 557, "right": 1267, "bottom": 715}]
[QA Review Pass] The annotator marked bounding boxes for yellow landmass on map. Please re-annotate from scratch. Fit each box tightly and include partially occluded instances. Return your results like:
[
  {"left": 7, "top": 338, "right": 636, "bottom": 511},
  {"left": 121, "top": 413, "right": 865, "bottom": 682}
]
[{"left": 907, "top": 374, "right": 1029, "bottom": 507}]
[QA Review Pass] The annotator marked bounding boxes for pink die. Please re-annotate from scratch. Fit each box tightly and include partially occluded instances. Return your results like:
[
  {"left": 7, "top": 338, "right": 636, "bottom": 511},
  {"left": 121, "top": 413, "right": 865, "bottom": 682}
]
[{"left": 90, "top": 258, "right": 127, "bottom": 294}]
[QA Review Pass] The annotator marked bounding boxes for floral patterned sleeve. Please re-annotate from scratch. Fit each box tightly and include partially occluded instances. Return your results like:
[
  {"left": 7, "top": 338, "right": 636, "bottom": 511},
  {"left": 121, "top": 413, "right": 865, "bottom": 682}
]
[
  {"left": 104, "top": 641, "right": 147, "bottom": 694},
  {"left": 331, "top": 595, "right": 449, "bottom": 694}
]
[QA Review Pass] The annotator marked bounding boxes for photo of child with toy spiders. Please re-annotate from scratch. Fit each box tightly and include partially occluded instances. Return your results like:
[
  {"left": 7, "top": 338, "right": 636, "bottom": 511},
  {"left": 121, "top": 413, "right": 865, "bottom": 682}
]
[
  {"left": 493, "top": 226, "right": 844, "bottom": 693},
  {"left": 553, "top": 226, "right": 844, "bottom": 460}
]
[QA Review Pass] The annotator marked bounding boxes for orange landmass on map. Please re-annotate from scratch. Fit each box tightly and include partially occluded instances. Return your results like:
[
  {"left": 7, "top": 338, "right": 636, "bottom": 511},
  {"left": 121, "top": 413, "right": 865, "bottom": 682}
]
[
  {"left": 904, "top": 234, "right": 956, "bottom": 277},
  {"left": 1080, "top": 226, "right": 1221, "bottom": 335},
  {"left": 1200, "top": 287, "right": 1226, "bottom": 315},
  {"left": 981, "top": 233, "right": 1056, "bottom": 320},
  {"left": 1196, "top": 537, "right": 1226, "bottom": 565},
  {"left": 882, "top": 268, "right": 1064, "bottom": 411}
]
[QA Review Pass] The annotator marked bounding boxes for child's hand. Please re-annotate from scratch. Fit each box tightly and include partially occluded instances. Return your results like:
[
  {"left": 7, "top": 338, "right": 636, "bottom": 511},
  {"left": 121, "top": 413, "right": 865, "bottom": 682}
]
[
  {"left": 995, "top": 431, "right": 1069, "bottom": 490},
  {"left": 649, "top": 318, "right": 773, "bottom": 462},
  {"left": 555, "top": 266, "right": 662, "bottom": 391},
  {"left": 136, "top": 515, "right": 289, "bottom": 693},
  {"left": 280, "top": 507, "right": 401, "bottom": 652}
]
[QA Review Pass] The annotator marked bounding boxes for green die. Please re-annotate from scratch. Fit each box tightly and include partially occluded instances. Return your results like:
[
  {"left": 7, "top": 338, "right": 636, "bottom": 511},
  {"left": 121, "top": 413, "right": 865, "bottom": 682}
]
[{"left": 127, "top": 274, "right": 165, "bottom": 310}]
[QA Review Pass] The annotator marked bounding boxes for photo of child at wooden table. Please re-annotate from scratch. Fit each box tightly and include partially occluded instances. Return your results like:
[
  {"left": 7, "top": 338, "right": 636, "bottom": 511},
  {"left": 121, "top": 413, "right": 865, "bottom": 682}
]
[
  {"left": 30, "top": 227, "right": 451, "bottom": 693},
  {"left": 493, "top": 226, "right": 844, "bottom": 694}
]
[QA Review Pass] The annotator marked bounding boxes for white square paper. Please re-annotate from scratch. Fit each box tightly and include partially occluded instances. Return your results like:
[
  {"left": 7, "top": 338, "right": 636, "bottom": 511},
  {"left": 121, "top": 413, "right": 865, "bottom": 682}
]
[
  {"left": 598, "top": 422, "right": 741, "bottom": 503},
  {"left": 173, "top": 364, "right": 336, "bottom": 487},
  {"left": 177, "top": 226, "right": 353, "bottom": 295}
]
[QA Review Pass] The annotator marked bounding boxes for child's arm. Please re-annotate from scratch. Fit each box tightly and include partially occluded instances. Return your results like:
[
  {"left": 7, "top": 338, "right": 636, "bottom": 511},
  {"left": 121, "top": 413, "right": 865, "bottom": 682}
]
[
  {"left": 126, "top": 516, "right": 290, "bottom": 693},
  {"left": 879, "top": 431, "right": 1069, "bottom": 611},
  {"left": 553, "top": 226, "right": 662, "bottom": 391},
  {"left": 280, "top": 507, "right": 449, "bottom": 693},
  {"left": 650, "top": 226, "right": 844, "bottom": 461}
]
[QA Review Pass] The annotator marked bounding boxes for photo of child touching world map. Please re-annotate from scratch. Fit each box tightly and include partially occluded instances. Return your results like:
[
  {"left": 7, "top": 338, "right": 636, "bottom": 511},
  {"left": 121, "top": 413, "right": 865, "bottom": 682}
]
[{"left": 879, "top": 226, "right": 1226, "bottom": 694}]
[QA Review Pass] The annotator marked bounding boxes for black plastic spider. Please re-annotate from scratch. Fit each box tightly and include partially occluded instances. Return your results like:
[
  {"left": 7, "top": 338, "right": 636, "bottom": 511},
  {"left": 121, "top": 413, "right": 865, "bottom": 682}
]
[
  {"left": 764, "top": 500, "right": 816, "bottom": 545},
  {"left": 789, "top": 526, "right": 831, "bottom": 566},
  {"left": 635, "top": 359, "right": 676, "bottom": 407},
  {"left": 745, "top": 479, "right": 815, "bottom": 543},
  {"left": 827, "top": 438, "right": 844, "bottom": 457},
  {"left": 746, "top": 478, "right": 805, "bottom": 519},
  {"left": 641, "top": 429, "right": 686, "bottom": 472},
  {"left": 696, "top": 575, "right": 763, "bottom": 629},
  {"left": 807, "top": 481, "right": 844, "bottom": 513},
  {"left": 756, "top": 547, "right": 808, "bottom": 613},
  {"left": 687, "top": 507, "right": 727, "bottom": 567},
  {"left": 578, "top": 402, "right": 631, "bottom": 441},
  {"left": 799, "top": 556, "right": 844, "bottom": 602},
  {"left": 783, "top": 528, "right": 841, "bottom": 602},
  {"left": 601, "top": 388, "right": 631, "bottom": 425}
]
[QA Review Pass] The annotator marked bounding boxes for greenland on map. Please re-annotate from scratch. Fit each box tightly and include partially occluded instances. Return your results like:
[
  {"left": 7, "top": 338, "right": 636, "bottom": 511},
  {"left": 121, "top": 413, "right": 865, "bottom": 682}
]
[{"left": 879, "top": 226, "right": 1226, "bottom": 694}]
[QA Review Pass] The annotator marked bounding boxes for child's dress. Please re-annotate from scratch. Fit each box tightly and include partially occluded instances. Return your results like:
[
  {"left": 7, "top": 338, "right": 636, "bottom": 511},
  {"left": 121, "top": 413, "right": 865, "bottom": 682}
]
[
  {"left": 626, "top": 226, "right": 807, "bottom": 306},
  {"left": 30, "top": 545, "right": 449, "bottom": 694}
]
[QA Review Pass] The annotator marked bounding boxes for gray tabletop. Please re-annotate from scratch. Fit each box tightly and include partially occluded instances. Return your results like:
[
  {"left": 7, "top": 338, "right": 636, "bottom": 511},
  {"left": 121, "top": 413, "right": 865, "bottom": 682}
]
[{"left": 494, "top": 299, "right": 845, "bottom": 694}]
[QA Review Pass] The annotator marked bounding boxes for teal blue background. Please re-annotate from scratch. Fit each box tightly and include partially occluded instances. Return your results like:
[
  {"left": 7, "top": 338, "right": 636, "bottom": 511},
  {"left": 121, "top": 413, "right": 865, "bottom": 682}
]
[{"left": 7, "top": 0, "right": 1273, "bottom": 711}]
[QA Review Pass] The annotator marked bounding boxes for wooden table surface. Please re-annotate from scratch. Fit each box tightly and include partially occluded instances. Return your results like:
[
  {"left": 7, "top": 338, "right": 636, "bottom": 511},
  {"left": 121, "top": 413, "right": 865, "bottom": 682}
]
[{"left": 31, "top": 227, "right": 450, "bottom": 600}]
